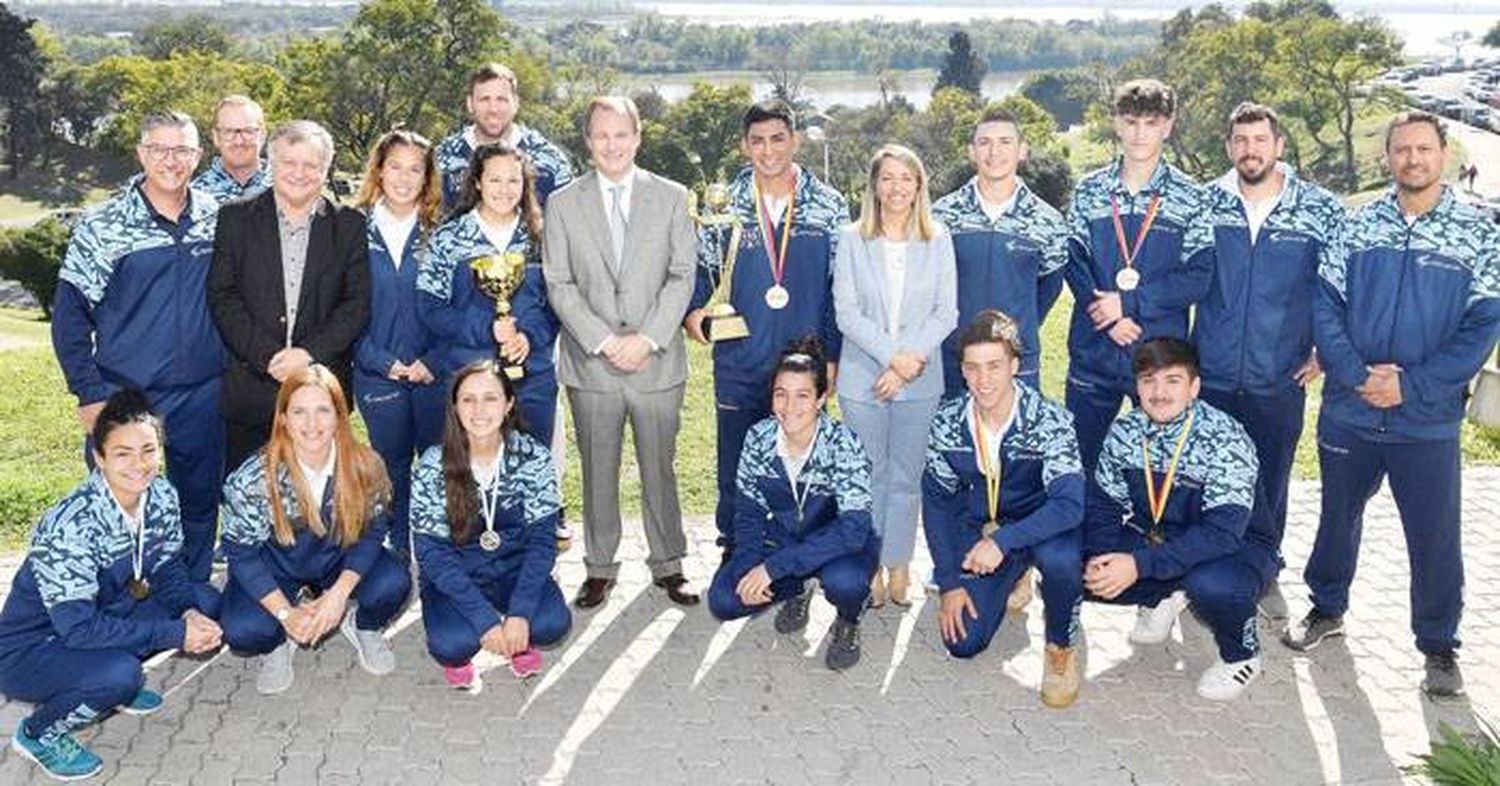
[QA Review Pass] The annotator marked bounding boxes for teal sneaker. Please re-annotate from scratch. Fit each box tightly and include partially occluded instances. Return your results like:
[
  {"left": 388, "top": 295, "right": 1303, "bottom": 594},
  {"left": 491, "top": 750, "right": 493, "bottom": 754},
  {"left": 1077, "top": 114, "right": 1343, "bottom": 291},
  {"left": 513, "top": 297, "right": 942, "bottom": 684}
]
[
  {"left": 120, "top": 688, "right": 163, "bottom": 716},
  {"left": 11, "top": 723, "right": 104, "bottom": 781}
]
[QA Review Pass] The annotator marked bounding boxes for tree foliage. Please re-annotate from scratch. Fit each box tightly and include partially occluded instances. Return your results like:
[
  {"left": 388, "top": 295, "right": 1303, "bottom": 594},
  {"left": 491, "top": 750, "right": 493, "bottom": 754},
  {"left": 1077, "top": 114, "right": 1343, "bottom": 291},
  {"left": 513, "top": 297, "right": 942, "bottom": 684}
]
[
  {"left": 0, "top": 3, "right": 47, "bottom": 177},
  {"left": 134, "top": 15, "right": 235, "bottom": 60},
  {"left": 935, "top": 31, "right": 985, "bottom": 97},
  {"left": 0, "top": 218, "right": 69, "bottom": 318},
  {"left": 1103, "top": 0, "right": 1400, "bottom": 188}
]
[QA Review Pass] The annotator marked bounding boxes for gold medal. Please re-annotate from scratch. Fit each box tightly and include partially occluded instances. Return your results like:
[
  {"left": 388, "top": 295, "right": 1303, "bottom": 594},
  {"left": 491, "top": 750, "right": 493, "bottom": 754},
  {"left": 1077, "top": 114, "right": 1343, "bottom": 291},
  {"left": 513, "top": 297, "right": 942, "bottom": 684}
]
[
  {"left": 128, "top": 577, "right": 151, "bottom": 601},
  {"left": 479, "top": 530, "right": 501, "bottom": 551},
  {"left": 765, "top": 285, "right": 790, "bottom": 310},
  {"left": 1141, "top": 408, "right": 1196, "bottom": 547},
  {"left": 981, "top": 520, "right": 999, "bottom": 537}
]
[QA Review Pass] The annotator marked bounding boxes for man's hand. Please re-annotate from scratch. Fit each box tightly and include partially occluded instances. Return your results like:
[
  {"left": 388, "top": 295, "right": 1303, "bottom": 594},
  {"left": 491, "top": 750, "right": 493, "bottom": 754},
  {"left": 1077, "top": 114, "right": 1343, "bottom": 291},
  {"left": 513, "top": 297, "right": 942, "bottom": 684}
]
[
  {"left": 736, "top": 564, "right": 774, "bottom": 606},
  {"left": 1293, "top": 352, "right": 1323, "bottom": 388},
  {"left": 1088, "top": 290, "right": 1125, "bottom": 329},
  {"left": 387, "top": 360, "right": 409, "bottom": 382},
  {"left": 1357, "top": 363, "right": 1403, "bottom": 408},
  {"left": 683, "top": 308, "right": 709, "bottom": 344},
  {"left": 78, "top": 401, "right": 106, "bottom": 432},
  {"left": 268, "top": 347, "right": 313, "bottom": 382},
  {"left": 938, "top": 588, "right": 978, "bottom": 644},
  {"left": 1106, "top": 318, "right": 1142, "bottom": 347},
  {"left": 605, "top": 333, "right": 654, "bottom": 373},
  {"left": 480, "top": 622, "right": 508, "bottom": 654},
  {"left": 1084, "top": 553, "right": 1139, "bottom": 600},
  {"left": 961, "top": 537, "right": 1004, "bottom": 576}
]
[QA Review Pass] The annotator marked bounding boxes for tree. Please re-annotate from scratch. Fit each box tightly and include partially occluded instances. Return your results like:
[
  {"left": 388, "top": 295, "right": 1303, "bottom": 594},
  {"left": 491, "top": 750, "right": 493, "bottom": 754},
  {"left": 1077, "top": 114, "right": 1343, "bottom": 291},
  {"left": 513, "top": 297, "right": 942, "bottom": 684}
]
[
  {"left": 0, "top": 3, "right": 46, "bottom": 177},
  {"left": 88, "top": 52, "right": 288, "bottom": 155},
  {"left": 935, "top": 31, "right": 985, "bottom": 97},
  {"left": 1486, "top": 21, "right": 1500, "bottom": 49},
  {"left": 277, "top": 0, "right": 539, "bottom": 169},
  {"left": 134, "top": 16, "right": 234, "bottom": 60},
  {"left": 1020, "top": 69, "right": 1097, "bottom": 128},
  {"left": 0, "top": 218, "right": 70, "bottom": 318}
]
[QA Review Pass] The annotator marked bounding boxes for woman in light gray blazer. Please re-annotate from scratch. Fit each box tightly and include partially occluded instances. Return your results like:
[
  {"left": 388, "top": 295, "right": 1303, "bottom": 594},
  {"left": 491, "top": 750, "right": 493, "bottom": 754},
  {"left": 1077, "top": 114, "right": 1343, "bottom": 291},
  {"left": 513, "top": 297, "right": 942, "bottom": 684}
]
[{"left": 833, "top": 144, "right": 957, "bottom": 607}]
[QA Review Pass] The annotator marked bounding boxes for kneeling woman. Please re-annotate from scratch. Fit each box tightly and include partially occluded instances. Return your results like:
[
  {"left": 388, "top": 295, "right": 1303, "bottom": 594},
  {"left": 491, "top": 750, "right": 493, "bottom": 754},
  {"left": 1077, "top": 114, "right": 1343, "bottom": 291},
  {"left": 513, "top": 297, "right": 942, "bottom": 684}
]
[
  {"left": 413, "top": 360, "right": 571, "bottom": 688},
  {"left": 0, "top": 390, "right": 222, "bottom": 781},
  {"left": 220, "top": 366, "right": 412, "bottom": 695},
  {"left": 708, "top": 338, "right": 879, "bottom": 671}
]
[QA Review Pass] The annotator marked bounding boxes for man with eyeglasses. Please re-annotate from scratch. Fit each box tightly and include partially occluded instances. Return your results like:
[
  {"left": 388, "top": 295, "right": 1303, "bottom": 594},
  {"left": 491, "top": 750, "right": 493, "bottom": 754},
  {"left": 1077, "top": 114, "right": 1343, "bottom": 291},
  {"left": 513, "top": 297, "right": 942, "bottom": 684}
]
[
  {"left": 52, "top": 110, "right": 228, "bottom": 582},
  {"left": 193, "top": 95, "right": 271, "bottom": 204}
]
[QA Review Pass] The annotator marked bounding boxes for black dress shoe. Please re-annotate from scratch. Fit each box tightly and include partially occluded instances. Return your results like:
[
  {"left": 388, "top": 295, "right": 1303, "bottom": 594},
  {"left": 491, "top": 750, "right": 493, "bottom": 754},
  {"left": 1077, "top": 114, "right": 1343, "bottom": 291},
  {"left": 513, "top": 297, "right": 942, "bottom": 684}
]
[
  {"left": 574, "top": 577, "right": 616, "bottom": 609},
  {"left": 653, "top": 574, "right": 700, "bottom": 606}
]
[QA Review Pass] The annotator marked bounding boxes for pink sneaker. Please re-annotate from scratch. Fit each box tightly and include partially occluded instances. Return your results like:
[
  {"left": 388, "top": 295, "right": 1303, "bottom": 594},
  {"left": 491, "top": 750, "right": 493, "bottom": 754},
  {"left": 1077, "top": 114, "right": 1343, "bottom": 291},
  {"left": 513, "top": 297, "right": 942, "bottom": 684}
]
[
  {"left": 509, "top": 648, "right": 543, "bottom": 679},
  {"left": 443, "top": 661, "right": 476, "bottom": 689}
]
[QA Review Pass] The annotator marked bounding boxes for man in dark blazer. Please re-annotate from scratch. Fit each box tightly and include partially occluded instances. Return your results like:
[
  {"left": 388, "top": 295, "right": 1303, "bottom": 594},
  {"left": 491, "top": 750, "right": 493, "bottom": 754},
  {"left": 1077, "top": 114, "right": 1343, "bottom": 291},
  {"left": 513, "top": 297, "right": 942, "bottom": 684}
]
[
  {"left": 209, "top": 120, "right": 370, "bottom": 471},
  {"left": 543, "top": 96, "right": 700, "bottom": 609}
]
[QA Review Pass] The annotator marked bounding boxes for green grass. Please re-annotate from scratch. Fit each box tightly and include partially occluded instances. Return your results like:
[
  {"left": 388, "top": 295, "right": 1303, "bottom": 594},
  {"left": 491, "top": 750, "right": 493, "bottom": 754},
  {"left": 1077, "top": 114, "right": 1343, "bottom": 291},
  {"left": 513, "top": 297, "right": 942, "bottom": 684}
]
[{"left": 2, "top": 293, "right": 1498, "bottom": 548}]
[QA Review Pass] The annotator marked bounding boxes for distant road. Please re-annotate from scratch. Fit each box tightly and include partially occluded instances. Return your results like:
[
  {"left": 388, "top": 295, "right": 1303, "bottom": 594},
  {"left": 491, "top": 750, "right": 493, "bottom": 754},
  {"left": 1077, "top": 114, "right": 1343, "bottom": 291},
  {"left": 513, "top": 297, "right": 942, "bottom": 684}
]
[{"left": 1412, "top": 72, "right": 1500, "bottom": 199}]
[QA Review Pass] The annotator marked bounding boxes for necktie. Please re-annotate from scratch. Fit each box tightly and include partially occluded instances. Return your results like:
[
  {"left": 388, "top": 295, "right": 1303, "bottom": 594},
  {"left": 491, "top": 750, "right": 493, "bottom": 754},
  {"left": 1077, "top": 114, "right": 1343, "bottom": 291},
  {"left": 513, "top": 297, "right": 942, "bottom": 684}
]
[{"left": 609, "top": 184, "right": 628, "bottom": 270}]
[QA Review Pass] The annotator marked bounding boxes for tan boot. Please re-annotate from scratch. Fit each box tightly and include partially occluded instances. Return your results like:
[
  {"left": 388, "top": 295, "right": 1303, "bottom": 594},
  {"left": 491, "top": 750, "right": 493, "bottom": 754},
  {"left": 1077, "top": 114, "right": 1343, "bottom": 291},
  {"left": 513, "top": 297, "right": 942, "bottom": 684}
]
[
  {"left": 1041, "top": 643, "right": 1081, "bottom": 708},
  {"left": 887, "top": 565, "right": 911, "bottom": 607},
  {"left": 1007, "top": 568, "right": 1034, "bottom": 613},
  {"left": 868, "top": 569, "right": 886, "bottom": 609}
]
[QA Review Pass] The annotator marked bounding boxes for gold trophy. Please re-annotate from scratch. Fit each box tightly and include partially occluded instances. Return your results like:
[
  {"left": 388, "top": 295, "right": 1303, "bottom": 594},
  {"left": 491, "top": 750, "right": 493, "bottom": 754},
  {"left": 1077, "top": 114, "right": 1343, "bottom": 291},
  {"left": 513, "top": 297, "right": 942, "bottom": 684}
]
[
  {"left": 471, "top": 250, "right": 528, "bottom": 380},
  {"left": 689, "top": 183, "right": 750, "bottom": 342}
]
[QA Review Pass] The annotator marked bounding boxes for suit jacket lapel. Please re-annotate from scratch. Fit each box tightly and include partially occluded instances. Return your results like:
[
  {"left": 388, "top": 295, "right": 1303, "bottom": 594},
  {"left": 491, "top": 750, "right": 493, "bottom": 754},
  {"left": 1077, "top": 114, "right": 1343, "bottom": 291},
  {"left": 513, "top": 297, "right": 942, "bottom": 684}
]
[
  {"left": 864, "top": 235, "right": 893, "bottom": 330},
  {"left": 579, "top": 172, "right": 619, "bottom": 278},
  {"left": 256, "top": 192, "right": 290, "bottom": 332}
]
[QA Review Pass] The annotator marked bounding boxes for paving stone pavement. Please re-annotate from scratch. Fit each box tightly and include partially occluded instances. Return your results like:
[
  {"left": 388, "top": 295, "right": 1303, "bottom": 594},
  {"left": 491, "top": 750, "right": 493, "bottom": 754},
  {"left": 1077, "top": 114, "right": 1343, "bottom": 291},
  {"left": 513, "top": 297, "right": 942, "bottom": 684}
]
[{"left": 1, "top": 469, "right": 1497, "bottom": 785}]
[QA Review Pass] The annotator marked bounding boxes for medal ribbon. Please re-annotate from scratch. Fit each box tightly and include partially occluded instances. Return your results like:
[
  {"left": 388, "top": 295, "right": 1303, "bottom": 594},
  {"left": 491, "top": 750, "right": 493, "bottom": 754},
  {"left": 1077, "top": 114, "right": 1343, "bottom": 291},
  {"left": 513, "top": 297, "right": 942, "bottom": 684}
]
[
  {"left": 971, "top": 406, "right": 1002, "bottom": 529},
  {"left": 1110, "top": 194, "right": 1161, "bottom": 279},
  {"left": 752, "top": 176, "right": 796, "bottom": 289},
  {"left": 475, "top": 459, "right": 502, "bottom": 543},
  {"left": 785, "top": 426, "right": 820, "bottom": 524},
  {"left": 1141, "top": 408, "right": 1195, "bottom": 537}
]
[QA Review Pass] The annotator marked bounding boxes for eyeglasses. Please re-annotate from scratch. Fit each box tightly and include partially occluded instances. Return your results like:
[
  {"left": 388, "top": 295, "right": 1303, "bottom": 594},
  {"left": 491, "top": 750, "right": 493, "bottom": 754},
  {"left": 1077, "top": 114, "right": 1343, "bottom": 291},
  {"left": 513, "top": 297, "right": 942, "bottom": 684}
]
[
  {"left": 140, "top": 144, "right": 200, "bottom": 162},
  {"left": 215, "top": 126, "right": 263, "bottom": 140}
]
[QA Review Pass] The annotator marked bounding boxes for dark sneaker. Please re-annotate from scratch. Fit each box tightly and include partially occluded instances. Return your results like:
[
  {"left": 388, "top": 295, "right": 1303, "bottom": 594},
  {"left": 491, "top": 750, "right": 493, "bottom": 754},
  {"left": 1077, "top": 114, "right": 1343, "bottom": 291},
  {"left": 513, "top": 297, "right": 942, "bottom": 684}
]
[
  {"left": 1281, "top": 608, "right": 1344, "bottom": 652},
  {"left": 1258, "top": 582, "right": 1288, "bottom": 623},
  {"left": 774, "top": 592, "right": 812, "bottom": 634},
  {"left": 825, "top": 618, "right": 862, "bottom": 671},
  {"left": 11, "top": 724, "right": 103, "bottom": 781},
  {"left": 1422, "top": 651, "right": 1465, "bottom": 698},
  {"left": 119, "top": 688, "right": 164, "bottom": 716}
]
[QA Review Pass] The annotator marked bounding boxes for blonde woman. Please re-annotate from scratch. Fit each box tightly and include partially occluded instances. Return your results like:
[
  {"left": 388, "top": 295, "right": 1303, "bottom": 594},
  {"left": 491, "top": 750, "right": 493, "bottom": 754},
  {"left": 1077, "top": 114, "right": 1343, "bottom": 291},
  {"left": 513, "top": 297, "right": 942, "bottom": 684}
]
[
  {"left": 832, "top": 144, "right": 958, "bottom": 607},
  {"left": 220, "top": 366, "right": 412, "bottom": 695}
]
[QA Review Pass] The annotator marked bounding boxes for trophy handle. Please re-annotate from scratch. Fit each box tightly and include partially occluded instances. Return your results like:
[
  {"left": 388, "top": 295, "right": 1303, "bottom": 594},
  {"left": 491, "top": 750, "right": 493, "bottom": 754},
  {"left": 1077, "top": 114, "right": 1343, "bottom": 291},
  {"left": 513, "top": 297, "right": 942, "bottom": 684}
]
[{"left": 710, "top": 221, "right": 744, "bottom": 310}]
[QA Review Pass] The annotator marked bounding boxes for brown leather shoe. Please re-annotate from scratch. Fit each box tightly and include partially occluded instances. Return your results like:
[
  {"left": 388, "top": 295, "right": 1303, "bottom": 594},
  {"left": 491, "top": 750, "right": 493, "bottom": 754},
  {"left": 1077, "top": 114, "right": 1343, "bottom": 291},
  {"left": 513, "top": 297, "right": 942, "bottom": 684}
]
[
  {"left": 653, "top": 574, "right": 700, "bottom": 606},
  {"left": 574, "top": 577, "right": 616, "bottom": 609}
]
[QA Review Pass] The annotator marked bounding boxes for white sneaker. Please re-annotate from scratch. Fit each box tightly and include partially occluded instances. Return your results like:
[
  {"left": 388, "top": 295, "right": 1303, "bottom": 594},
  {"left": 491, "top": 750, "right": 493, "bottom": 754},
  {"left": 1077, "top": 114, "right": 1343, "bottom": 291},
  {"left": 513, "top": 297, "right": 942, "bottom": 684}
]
[
  {"left": 1197, "top": 655, "right": 1262, "bottom": 701},
  {"left": 340, "top": 608, "right": 396, "bottom": 676},
  {"left": 1129, "top": 590, "right": 1189, "bottom": 645},
  {"left": 256, "top": 639, "right": 296, "bottom": 695}
]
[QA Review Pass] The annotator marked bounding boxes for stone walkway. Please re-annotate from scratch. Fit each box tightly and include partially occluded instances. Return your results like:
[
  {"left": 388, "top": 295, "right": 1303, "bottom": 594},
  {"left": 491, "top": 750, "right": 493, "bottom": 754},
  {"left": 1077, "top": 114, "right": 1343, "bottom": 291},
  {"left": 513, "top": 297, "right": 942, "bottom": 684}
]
[{"left": 1, "top": 470, "right": 1497, "bottom": 784}]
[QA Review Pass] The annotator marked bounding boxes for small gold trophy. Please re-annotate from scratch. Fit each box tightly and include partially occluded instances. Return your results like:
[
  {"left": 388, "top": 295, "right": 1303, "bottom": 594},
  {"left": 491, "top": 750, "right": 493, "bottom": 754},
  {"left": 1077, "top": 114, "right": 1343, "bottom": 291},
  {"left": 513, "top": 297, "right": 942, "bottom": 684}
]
[
  {"left": 689, "top": 182, "right": 750, "bottom": 342},
  {"left": 471, "top": 250, "right": 528, "bottom": 380}
]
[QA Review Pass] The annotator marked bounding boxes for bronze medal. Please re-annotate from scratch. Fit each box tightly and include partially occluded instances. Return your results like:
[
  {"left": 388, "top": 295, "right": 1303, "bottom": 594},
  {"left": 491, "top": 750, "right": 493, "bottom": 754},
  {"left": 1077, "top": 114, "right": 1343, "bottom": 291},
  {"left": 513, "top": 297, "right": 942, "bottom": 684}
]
[{"left": 128, "top": 576, "right": 151, "bottom": 601}]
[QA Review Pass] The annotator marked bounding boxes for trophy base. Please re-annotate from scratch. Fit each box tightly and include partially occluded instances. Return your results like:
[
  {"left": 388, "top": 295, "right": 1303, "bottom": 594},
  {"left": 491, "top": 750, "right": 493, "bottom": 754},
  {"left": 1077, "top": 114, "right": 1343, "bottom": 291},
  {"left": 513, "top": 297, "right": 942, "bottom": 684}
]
[
  {"left": 704, "top": 313, "right": 750, "bottom": 342},
  {"left": 503, "top": 363, "right": 526, "bottom": 381}
]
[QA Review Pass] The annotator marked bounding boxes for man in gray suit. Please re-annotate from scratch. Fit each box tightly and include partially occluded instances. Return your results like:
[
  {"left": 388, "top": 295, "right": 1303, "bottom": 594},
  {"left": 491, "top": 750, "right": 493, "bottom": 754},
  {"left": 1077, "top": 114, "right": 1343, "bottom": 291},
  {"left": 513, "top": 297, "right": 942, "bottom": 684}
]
[{"left": 543, "top": 96, "right": 701, "bottom": 609}]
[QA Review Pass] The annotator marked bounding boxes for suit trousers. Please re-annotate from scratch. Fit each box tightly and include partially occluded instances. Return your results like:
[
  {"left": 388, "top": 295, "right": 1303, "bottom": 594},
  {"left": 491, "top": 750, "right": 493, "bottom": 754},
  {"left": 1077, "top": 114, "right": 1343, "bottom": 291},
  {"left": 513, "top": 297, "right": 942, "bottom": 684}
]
[{"left": 566, "top": 383, "right": 688, "bottom": 580}]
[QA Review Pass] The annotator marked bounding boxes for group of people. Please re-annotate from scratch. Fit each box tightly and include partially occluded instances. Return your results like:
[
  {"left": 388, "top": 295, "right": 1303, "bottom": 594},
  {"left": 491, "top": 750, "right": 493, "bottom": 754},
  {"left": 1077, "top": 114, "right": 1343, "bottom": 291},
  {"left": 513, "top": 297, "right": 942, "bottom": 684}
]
[{"left": 0, "top": 62, "right": 1494, "bottom": 781}]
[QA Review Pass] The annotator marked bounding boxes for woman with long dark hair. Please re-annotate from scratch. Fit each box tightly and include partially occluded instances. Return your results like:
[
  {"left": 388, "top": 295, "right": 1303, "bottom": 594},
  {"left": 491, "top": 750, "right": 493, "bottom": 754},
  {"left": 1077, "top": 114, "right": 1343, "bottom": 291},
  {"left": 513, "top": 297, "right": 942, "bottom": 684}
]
[
  {"left": 219, "top": 365, "right": 412, "bottom": 696},
  {"left": 0, "top": 390, "right": 222, "bottom": 781},
  {"left": 412, "top": 360, "right": 571, "bottom": 689},
  {"left": 417, "top": 141, "right": 569, "bottom": 550}
]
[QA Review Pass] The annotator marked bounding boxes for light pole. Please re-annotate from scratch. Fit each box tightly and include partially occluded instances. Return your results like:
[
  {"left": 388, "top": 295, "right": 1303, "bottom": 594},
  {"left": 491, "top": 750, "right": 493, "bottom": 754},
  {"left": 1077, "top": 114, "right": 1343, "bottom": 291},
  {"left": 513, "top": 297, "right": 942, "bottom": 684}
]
[{"left": 805, "top": 124, "right": 831, "bottom": 186}]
